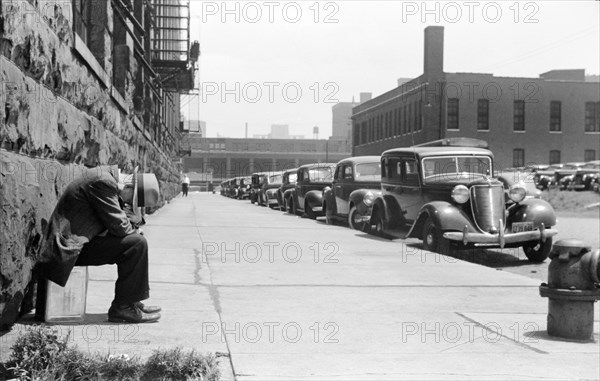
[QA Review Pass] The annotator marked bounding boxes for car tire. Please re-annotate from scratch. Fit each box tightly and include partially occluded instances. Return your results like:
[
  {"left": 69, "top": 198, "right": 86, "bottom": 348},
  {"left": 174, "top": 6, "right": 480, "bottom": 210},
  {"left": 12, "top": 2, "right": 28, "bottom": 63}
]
[
  {"left": 371, "top": 211, "right": 390, "bottom": 239},
  {"left": 280, "top": 199, "right": 287, "bottom": 212},
  {"left": 287, "top": 197, "right": 295, "bottom": 215},
  {"left": 422, "top": 217, "right": 450, "bottom": 255},
  {"left": 305, "top": 201, "right": 317, "bottom": 220},
  {"left": 348, "top": 206, "right": 364, "bottom": 231},
  {"left": 324, "top": 202, "right": 334, "bottom": 225},
  {"left": 522, "top": 237, "right": 552, "bottom": 263}
]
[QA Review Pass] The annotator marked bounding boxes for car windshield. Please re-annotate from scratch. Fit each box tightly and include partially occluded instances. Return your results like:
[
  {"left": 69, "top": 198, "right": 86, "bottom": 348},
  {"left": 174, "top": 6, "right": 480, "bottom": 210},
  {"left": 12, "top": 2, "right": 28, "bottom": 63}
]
[
  {"left": 284, "top": 172, "right": 297, "bottom": 184},
  {"left": 308, "top": 167, "right": 334, "bottom": 182},
  {"left": 355, "top": 162, "right": 381, "bottom": 182},
  {"left": 269, "top": 174, "right": 283, "bottom": 184},
  {"left": 564, "top": 164, "right": 582, "bottom": 170},
  {"left": 582, "top": 164, "right": 600, "bottom": 170},
  {"left": 422, "top": 156, "right": 492, "bottom": 184}
]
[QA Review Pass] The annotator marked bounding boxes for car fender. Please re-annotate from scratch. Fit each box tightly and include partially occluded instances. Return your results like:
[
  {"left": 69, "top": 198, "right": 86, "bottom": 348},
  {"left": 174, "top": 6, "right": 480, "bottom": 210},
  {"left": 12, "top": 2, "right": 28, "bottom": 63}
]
[
  {"left": 322, "top": 186, "right": 336, "bottom": 215},
  {"left": 408, "top": 201, "right": 476, "bottom": 238},
  {"left": 349, "top": 189, "right": 381, "bottom": 215},
  {"left": 371, "top": 195, "right": 405, "bottom": 230},
  {"left": 283, "top": 188, "right": 295, "bottom": 208},
  {"left": 508, "top": 198, "right": 556, "bottom": 228},
  {"left": 305, "top": 189, "right": 324, "bottom": 209}
]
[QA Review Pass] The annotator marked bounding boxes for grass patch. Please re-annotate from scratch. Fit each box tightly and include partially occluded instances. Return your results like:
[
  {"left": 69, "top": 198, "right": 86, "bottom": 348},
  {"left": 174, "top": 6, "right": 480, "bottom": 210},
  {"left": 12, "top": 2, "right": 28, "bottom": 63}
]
[
  {"left": 1, "top": 326, "right": 220, "bottom": 381},
  {"left": 542, "top": 189, "right": 600, "bottom": 213}
]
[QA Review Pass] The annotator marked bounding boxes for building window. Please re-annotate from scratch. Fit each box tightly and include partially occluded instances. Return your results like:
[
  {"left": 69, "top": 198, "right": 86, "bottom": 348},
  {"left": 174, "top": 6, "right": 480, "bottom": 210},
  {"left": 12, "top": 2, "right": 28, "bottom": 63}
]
[
  {"left": 408, "top": 103, "right": 413, "bottom": 133},
  {"left": 403, "top": 104, "right": 408, "bottom": 134},
  {"left": 395, "top": 108, "right": 400, "bottom": 136},
  {"left": 549, "top": 150, "right": 561, "bottom": 165},
  {"left": 447, "top": 98, "right": 459, "bottom": 130},
  {"left": 513, "top": 149, "right": 525, "bottom": 167},
  {"left": 513, "top": 100, "right": 525, "bottom": 131},
  {"left": 418, "top": 100, "right": 423, "bottom": 131},
  {"left": 585, "top": 102, "right": 600, "bottom": 132},
  {"left": 74, "top": 0, "right": 90, "bottom": 44},
  {"left": 385, "top": 112, "right": 390, "bottom": 138},
  {"left": 477, "top": 99, "right": 489, "bottom": 131},
  {"left": 414, "top": 101, "right": 421, "bottom": 131},
  {"left": 584, "top": 149, "right": 596, "bottom": 161},
  {"left": 550, "top": 101, "right": 561, "bottom": 132}
]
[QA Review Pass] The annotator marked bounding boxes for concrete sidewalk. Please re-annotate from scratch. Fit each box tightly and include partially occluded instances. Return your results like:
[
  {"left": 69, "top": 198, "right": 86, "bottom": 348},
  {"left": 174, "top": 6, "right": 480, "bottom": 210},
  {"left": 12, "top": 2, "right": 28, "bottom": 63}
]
[{"left": 2, "top": 192, "right": 599, "bottom": 380}]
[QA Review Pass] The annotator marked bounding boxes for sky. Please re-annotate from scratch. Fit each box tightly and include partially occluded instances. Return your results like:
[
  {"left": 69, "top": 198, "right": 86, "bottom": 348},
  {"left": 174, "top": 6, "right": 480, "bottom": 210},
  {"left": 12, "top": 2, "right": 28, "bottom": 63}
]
[{"left": 182, "top": 1, "right": 600, "bottom": 139}]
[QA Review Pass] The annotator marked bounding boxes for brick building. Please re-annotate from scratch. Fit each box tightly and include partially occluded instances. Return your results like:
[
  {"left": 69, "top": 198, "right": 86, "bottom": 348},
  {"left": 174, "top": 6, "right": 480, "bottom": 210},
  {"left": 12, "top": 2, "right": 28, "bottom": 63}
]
[
  {"left": 352, "top": 26, "right": 600, "bottom": 168},
  {"left": 0, "top": 0, "right": 197, "bottom": 328}
]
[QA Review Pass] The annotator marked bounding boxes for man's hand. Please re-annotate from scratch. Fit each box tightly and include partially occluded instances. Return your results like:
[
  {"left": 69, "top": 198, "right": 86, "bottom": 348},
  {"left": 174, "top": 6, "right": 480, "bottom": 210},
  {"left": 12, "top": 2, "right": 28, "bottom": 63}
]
[{"left": 136, "top": 228, "right": 144, "bottom": 236}]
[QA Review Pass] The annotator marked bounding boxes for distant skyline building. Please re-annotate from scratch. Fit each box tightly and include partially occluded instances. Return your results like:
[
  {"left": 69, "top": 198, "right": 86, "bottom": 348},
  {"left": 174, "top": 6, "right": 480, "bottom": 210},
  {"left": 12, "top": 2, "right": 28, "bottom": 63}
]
[
  {"left": 253, "top": 124, "right": 304, "bottom": 139},
  {"left": 332, "top": 93, "right": 372, "bottom": 141}
]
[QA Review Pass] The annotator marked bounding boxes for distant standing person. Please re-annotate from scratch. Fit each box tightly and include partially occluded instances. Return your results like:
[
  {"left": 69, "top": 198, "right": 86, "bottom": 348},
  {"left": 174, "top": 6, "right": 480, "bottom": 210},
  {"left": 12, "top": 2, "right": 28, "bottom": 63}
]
[{"left": 182, "top": 174, "right": 190, "bottom": 196}]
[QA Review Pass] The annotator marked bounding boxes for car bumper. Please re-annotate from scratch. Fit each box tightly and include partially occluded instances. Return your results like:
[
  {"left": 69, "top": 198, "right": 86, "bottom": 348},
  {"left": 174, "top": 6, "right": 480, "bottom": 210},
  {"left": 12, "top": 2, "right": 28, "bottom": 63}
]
[
  {"left": 567, "top": 184, "right": 586, "bottom": 190},
  {"left": 267, "top": 198, "right": 278, "bottom": 205},
  {"left": 443, "top": 225, "right": 558, "bottom": 248}
]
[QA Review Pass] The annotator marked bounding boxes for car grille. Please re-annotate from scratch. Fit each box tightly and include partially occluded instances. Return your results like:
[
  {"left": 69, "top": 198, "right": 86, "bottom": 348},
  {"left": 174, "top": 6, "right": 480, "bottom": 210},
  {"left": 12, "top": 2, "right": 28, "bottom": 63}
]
[{"left": 470, "top": 184, "right": 505, "bottom": 233}]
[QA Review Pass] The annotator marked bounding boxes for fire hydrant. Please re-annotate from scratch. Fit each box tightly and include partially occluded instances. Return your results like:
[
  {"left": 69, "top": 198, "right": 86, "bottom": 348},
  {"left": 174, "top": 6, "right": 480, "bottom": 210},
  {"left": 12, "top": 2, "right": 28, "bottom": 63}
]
[{"left": 539, "top": 239, "right": 600, "bottom": 341}]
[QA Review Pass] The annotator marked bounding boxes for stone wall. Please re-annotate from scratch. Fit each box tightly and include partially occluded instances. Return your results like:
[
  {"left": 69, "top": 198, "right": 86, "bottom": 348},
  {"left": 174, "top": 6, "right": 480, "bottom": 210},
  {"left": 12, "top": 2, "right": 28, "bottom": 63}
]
[{"left": 0, "top": 1, "right": 181, "bottom": 330}]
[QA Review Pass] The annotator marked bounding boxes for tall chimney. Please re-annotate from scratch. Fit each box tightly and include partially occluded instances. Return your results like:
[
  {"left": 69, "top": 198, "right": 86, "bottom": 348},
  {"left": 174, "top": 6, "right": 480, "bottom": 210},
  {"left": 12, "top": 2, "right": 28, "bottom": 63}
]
[
  {"left": 424, "top": 26, "right": 444, "bottom": 77},
  {"left": 359, "top": 92, "right": 372, "bottom": 103}
]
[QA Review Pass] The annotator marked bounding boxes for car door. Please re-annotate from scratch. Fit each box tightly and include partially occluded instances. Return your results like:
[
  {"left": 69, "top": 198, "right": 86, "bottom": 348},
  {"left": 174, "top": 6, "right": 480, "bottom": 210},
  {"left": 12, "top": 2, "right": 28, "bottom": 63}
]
[
  {"left": 333, "top": 164, "right": 347, "bottom": 215},
  {"left": 398, "top": 158, "right": 423, "bottom": 223},
  {"left": 297, "top": 168, "right": 308, "bottom": 209}
]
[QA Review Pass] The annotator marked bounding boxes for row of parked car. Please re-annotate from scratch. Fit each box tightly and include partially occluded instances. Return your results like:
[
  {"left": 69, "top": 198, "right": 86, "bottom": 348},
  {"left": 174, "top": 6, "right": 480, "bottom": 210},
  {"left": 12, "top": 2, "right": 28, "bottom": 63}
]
[
  {"left": 220, "top": 138, "right": 559, "bottom": 263},
  {"left": 531, "top": 161, "right": 600, "bottom": 191}
]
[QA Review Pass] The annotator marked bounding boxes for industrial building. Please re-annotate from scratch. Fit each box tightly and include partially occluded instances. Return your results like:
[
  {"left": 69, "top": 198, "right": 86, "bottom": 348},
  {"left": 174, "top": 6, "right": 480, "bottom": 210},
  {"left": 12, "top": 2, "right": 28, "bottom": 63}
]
[{"left": 352, "top": 26, "right": 600, "bottom": 168}]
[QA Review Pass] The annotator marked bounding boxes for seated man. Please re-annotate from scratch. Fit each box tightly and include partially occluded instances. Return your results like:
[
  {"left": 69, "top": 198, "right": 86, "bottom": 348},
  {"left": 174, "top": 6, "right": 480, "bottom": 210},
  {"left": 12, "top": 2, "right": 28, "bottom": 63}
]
[{"left": 38, "top": 165, "right": 160, "bottom": 323}]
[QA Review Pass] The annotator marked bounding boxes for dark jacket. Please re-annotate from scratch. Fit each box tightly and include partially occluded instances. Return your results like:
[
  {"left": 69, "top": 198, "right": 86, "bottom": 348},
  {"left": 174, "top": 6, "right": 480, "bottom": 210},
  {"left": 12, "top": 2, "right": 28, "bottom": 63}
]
[{"left": 40, "top": 168, "right": 135, "bottom": 286}]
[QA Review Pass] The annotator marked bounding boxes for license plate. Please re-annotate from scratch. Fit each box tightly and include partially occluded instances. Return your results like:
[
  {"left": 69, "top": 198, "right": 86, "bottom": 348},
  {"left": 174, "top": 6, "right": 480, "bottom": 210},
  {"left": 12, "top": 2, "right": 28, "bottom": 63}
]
[{"left": 512, "top": 222, "right": 534, "bottom": 233}]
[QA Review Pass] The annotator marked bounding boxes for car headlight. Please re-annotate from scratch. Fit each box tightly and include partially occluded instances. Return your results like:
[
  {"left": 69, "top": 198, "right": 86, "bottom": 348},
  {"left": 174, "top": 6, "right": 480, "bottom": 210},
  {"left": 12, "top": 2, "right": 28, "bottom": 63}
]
[
  {"left": 509, "top": 183, "right": 527, "bottom": 203},
  {"left": 363, "top": 191, "right": 375, "bottom": 206},
  {"left": 451, "top": 185, "right": 470, "bottom": 204}
]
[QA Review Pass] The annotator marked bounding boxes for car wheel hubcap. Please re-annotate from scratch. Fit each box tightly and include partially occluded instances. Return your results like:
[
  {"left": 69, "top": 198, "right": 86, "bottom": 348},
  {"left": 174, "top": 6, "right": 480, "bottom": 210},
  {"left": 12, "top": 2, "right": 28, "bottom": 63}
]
[{"left": 426, "top": 230, "right": 435, "bottom": 247}]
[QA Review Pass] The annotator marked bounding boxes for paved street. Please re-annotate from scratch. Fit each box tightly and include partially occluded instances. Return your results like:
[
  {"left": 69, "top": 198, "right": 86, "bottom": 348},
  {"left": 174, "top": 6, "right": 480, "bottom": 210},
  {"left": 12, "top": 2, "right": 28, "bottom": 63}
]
[
  {"left": 3, "top": 192, "right": 599, "bottom": 380},
  {"left": 440, "top": 211, "right": 600, "bottom": 283},
  {"left": 173, "top": 193, "right": 600, "bottom": 380}
]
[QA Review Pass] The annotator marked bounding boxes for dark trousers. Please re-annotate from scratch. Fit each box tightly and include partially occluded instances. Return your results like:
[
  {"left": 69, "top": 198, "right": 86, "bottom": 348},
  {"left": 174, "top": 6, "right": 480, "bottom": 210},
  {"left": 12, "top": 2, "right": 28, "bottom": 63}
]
[{"left": 75, "top": 233, "right": 150, "bottom": 306}]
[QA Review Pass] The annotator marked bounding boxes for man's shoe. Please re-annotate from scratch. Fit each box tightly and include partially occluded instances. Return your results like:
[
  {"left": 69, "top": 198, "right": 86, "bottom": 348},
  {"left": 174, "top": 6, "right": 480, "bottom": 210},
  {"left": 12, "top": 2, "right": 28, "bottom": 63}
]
[
  {"left": 108, "top": 304, "right": 160, "bottom": 323},
  {"left": 134, "top": 301, "right": 162, "bottom": 314}
]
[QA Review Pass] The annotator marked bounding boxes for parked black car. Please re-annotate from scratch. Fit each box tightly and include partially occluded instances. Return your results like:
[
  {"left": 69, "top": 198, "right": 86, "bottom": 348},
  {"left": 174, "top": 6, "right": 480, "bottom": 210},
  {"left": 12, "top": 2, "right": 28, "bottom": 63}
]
[
  {"left": 250, "top": 172, "right": 269, "bottom": 204},
  {"left": 368, "top": 138, "right": 558, "bottom": 262},
  {"left": 236, "top": 176, "right": 252, "bottom": 200},
  {"left": 323, "top": 156, "right": 382, "bottom": 230},
  {"left": 565, "top": 161, "right": 600, "bottom": 191},
  {"left": 287, "top": 163, "right": 336, "bottom": 219},
  {"left": 261, "top": 172, "right": 284, "bottom": 208},
  {"left": 279, "top": 168, "right": 298, "bottom": 211}
]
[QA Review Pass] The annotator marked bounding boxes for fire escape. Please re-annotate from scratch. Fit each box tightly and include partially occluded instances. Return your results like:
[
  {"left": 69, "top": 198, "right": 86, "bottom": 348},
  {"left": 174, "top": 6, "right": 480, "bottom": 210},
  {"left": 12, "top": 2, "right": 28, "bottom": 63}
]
[
  {"left": 151, "top": 0, "right": 199, "bottom": 92},
  {"left": 110, "top": 0, "right": 199, "bottom": 158}
]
